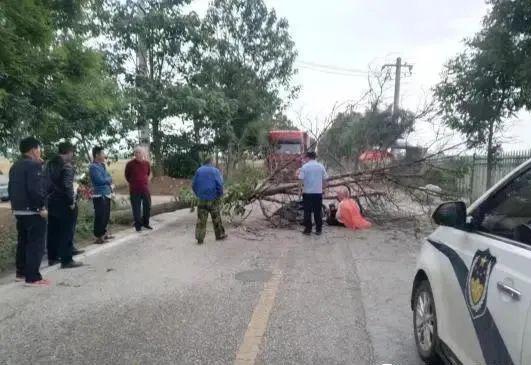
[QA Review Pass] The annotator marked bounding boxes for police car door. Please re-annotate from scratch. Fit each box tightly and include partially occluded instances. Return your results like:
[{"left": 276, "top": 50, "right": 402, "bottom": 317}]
[{"left": 463, "top": 165, "right": 531, "bottom": 365}]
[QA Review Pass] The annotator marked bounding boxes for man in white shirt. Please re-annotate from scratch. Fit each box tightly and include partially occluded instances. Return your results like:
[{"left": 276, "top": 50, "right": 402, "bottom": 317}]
[{"left": 298, "top": 151, "right": 328, "bottom": 235}]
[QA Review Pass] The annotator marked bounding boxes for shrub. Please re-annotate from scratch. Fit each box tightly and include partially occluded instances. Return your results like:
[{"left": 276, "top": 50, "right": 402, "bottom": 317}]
[{"left": 164, "top": 153, "right": 200, "bottom": 178}]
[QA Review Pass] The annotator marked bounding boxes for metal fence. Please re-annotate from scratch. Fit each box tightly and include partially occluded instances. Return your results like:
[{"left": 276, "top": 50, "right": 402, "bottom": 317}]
[{"left": 452, "top": 150, "right": 531, "bottom": 202}]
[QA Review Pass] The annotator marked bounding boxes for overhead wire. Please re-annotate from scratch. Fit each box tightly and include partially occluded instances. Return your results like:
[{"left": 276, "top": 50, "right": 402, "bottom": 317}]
[
  {"left": 296, "top": 61, "right": 369, "bottom": 78},
  {"left": 297, "top": 60, "right": 368, "bottom": 74}
]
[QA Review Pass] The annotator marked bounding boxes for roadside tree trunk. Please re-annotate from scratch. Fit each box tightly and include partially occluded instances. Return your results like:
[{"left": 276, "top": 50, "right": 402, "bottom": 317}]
[{"left": 151, "top": 119, "right": 164, "bottom": 177}]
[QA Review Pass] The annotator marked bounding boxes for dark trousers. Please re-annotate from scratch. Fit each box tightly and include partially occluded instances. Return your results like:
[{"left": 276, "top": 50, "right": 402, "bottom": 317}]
[
  {"left": 47, "top": 205, "right": 77, "bottom": 264},
  {"left": 303, "top": 193, "right": 323, "bottom": 232},
  {"left": 130, "top": 193, "right": 151, "bottom": 229},
  {"left": 93, "top": 197, "right": 111, "bottom": 238},
  {"left": 15, "top": 215, "right": 46, "bottom": 282}
]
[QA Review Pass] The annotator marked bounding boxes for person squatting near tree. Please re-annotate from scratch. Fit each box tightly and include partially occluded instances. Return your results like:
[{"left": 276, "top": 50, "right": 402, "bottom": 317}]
[
  {"left": 89, "top": 146, "right": 114, "bottom": 244},
  {"left": 327, "top": 188, "right": 372, "bottom": 230},
  {"left": 298, "top": 151, "right": 329, "bottom": 236},
  {"left": 192, "top": 157, "right": 227, "bottom": 245},
  {"left": 46, "top": 142, "right": 84, "bottom": 269},
  {"left": 8, "top": 137, "right": 50, "bottom": 286},
  {"left": 125, "top": 146, "right": 152, "bottom": 232}
]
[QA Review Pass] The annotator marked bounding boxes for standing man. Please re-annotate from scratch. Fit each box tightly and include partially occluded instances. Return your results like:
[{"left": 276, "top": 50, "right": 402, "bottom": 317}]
[
  {"left": 46, "top": 142, "right": 83, "bottom": 269},
  {"left": 125, "top": 146, "right": 152, "bottom": 232},
  {"left": 192, "top": 157, "right": 227, "bottom": 245},
  {"left": 298, "top": 151, "right": 328, "bottom": 235},
  {"left": 89, "top": 146, "right": 113, "bottom": 244},
  {"left": 8, "top": 137, "right": 49, "bottom": 286}
]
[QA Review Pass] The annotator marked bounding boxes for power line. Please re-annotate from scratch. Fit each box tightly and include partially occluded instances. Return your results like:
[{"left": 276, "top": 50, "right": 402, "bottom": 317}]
[
  {"left": 297, "top": 65, "right": 368, "bottom": 78},
  {"left": 296, "top": 60, "right": 368, "bottom": 75}
]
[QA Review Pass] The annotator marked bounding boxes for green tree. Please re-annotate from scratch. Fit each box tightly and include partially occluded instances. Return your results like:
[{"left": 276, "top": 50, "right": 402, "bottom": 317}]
[
  {"left": 318, "top": 107, "right": 415, "bottom": 170},
  {"left": 187, "top": 0, "right": 298, "bottom": 171},
  {"left": 100, "top": 0, "right": 203, "bottom": 174},
  {"left": 0, "top": 0, "right": 54, "bottom": 147},
  {"left": 435, "top": 14, "right": 520, "bottom": 188},
  {"left": 480, "top": 0, "right": 531, "bottom": 108},
  {"left": 0, "top": 0, "right": 122, "bottom": 156},
  {"left": 41, "top": 39, "right": 123, "bottom": 160}
]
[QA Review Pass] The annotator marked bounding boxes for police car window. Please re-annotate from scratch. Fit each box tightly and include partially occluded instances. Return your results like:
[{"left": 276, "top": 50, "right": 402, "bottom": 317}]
[{"left": 475, "top": 167, "right": 531, "bottom": 245}]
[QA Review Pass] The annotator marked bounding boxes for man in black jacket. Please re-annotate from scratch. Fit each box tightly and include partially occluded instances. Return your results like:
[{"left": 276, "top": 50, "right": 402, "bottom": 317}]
[
  {"left": 8, "top": 137, "right": 49, "bottom": 285},
  {"left": 46, "top": 142, "right": 83, "bottom": 269}
]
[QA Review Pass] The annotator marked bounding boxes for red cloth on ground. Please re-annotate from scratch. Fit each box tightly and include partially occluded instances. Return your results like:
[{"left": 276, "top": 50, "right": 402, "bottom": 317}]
[
  {"left": 337, "top": 198, "right": 372, "bottom": 230},
  {"left": 125, "top": 159, "right": 151, "bottom": 194}
]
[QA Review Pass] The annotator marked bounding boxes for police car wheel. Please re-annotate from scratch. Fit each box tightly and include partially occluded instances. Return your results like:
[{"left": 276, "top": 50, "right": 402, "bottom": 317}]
[{"left": 413, "top": 280, "right": 442, "bottom": 364}]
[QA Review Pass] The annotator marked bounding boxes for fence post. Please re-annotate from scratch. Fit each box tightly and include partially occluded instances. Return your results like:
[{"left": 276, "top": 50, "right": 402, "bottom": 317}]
[{"left": 469, "top": 153, "right": 476, "bottom": 202}]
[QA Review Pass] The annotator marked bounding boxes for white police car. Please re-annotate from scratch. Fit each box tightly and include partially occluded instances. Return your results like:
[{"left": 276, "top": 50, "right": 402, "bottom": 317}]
[{"left": 412, "top": 158, "right": 531, "bottom": 364}]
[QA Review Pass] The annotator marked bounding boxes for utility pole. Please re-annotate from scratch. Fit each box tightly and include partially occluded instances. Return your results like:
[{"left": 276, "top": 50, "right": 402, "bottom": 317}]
[{"left": 382, "top": 57, "right": 413, "bottom": 123}]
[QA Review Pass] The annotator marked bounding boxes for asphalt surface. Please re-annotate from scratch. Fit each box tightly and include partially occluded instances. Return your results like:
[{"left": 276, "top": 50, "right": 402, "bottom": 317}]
[{"left": 0, "top": 209, "right": 426, "bottom": 365}]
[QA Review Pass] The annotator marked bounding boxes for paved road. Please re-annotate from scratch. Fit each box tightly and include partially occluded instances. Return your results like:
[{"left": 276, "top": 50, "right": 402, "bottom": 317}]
[{"left": 0, "top": 209, "right": 425, "bottom": 365}]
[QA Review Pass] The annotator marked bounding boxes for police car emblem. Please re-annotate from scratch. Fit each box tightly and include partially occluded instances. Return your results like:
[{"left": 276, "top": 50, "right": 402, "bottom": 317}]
[{"left": 465, "top": 249, "right": 496, "bottom": 319}]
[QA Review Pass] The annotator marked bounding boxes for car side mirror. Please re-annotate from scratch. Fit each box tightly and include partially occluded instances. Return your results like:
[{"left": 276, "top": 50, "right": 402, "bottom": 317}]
[{"left": 432, "top": 201, "right": 467, "bottom": 229}]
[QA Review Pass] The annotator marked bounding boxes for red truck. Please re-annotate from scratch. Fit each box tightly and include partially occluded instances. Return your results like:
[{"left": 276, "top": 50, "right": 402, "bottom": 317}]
[{"left": 266, "top": 130, "right": 313, "bottom": 181}]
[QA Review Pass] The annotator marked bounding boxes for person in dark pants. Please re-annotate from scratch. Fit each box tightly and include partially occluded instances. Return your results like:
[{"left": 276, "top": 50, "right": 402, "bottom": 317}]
[
  {"left": 8, "top": 137, "right": 49, "bottom": 286},
  {"left": 298, "top": 151, "right": 328, "bottom": 235},
  {"left": 89, "top": 146, "right": 114, "bottom": 244},
  {"left": 125, "top": 146, "right": 152, "bottom": 232},
  {"left": 192, "top": 157, "right": 227, "bottom": 245},
  {"left": 46, "top": 142, "right": 83, "bottom": 269}
]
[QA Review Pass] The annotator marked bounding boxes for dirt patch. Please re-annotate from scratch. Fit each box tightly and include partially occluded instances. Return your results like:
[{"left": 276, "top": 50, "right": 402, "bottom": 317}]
[
  {"left": 115, "top": 175, "right": 190, "bottom": 196},
  {"left": 150, "top": 176, "right": 191, "bottom": 196}
]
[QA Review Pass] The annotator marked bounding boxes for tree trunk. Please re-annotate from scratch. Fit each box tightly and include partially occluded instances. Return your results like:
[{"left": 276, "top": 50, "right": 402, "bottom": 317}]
[
  {"left": 152, "top": 119, "right": 164, "bottom": 177},
  {"left": 486, "top": 120, "right": 495, "bottom": 189}
]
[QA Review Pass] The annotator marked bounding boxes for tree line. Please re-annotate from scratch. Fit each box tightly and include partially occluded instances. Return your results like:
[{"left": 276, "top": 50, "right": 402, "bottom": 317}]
[{"left": 0, "top": 0, "right": 297, "bottom": 176}]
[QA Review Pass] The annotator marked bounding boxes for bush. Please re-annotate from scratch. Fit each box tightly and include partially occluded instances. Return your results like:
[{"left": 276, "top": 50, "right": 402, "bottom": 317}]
[{"left": 164, "top": 153, "right": 200, "bottom": 178}]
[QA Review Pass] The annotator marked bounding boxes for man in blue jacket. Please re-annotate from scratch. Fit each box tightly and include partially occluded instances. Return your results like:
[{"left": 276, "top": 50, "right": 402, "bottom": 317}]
[
  {"left": 89, "top": 146, "right": 114, "bottom": 244},
  {"left": 192, "top": 157, "right": 227, "bottom": 244}
]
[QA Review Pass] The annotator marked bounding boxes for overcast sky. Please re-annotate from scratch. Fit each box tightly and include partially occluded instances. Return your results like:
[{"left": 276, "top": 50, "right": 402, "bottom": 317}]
[{"left": 192, "top": 0, "right": 531, "bottom": 151}]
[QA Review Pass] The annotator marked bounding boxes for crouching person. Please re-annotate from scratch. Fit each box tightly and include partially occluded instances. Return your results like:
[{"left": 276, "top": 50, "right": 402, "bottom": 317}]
[
  {"left": 327, "top": 189, "right": 372, "bottom": 230},
  {"left": 192, "top": 157, "right": 227, "bottom": 245}
]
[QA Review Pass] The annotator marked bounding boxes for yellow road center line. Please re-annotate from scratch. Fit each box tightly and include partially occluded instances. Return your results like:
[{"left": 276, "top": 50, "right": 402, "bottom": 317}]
[{"left": 234, "top": 266, "right": 283, "bottom": 365}]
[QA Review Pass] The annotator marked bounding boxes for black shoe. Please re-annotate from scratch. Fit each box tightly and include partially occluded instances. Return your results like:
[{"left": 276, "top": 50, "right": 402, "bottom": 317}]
[
  {"left": 216, "top": 234, "right": 228, "bottom": 241},
  {"left": 72, "top": 248, "right": 85, "bottom": 255},
  {"left": 143, "top": 225, "right": 153, "bottom": 230},
  {"left": 315, "top": 230, "right": 322, "bottom": 236},
  {"left": 48, "top": 259, "right": 60, "bottom": 266},
  {"left": 61, "top": 261, "right": 84, "bottom": 269},
  {"left": 135, "top": 226, "right": 142, "bottom": 232},
  {"left": 302, "top": 230, "right": 311, "bottom": 235},
  {"left": 197, "top": 240, "right": 204, "bottom": 245}
]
